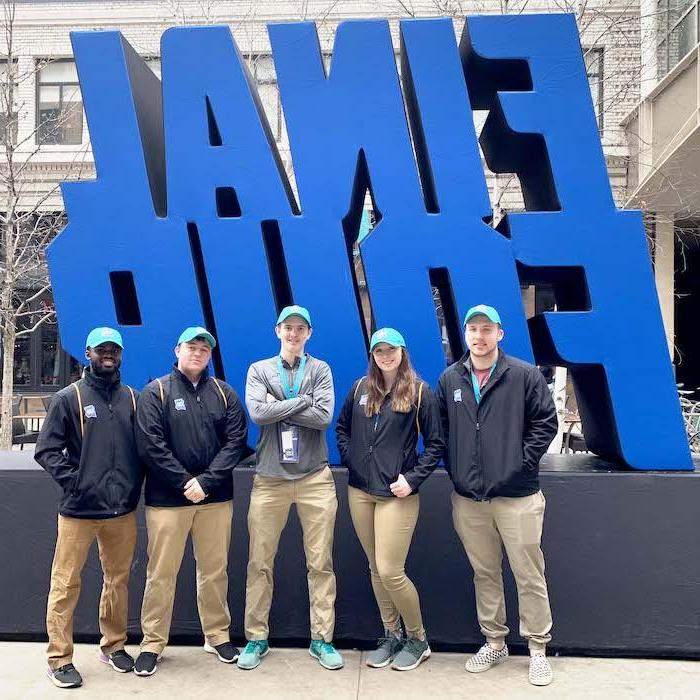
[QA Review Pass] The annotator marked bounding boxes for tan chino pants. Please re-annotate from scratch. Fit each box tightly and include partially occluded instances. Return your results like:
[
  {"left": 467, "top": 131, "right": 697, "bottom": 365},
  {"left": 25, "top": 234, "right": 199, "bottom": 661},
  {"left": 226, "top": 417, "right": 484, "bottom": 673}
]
[
  {"left": 140, "top": 500, "right": 233, "bottom": 654},
  {"left": 348, "top": 486, "right": 425, "bottom": 639},
  {"left": 244, "top": 466, "right": 338, "bottom": 642},
  {"left": 452, "top": 490, "right": 553, "bottom": 651},
  {"left": 46, "top": 511, "right": 137, "bottom": 670}
]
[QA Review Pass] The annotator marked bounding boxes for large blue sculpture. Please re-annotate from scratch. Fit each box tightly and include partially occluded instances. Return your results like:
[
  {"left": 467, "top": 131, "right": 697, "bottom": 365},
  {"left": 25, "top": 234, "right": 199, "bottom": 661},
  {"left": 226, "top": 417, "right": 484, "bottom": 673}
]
[{"left": 48, "top": 14, "right": 692, "bottom": 470}]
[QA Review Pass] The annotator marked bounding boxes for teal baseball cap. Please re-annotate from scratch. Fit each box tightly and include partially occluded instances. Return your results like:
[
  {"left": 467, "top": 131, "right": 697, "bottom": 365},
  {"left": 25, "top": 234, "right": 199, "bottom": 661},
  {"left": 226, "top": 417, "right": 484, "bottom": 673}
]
[
  {"left": 276, "top": 305, "right": 311, "bottom": 327},
  {"left": 177, "top": 326, "right": 217, "bottom": 348},
  {"left": 85, "top": 327, "right": 123, "bottom": 349},
  {"left": 464, "top": 304, "right": 502, "bottom": 326},
  {"left": 370, "top": 327, "right": 406, "bottom": 351}
]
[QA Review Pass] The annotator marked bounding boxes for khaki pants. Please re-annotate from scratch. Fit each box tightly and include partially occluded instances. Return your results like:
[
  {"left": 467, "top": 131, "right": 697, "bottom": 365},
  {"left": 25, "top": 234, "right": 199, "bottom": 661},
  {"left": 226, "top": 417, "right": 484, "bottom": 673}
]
[
  {"left": 348, "top": 486, "right": 425, "bottom": 639},
  {"left": 452, "top": 490, "right": 552, "bottom": 651},
  {"left": 140, "top": 500, "right": 233, "bottom": 654},
  {"left": 244, "top": 466, "right": 338, "bottom": 642},
  {"left": 46, "top": 511, "right": 137, "bottom": 670}
]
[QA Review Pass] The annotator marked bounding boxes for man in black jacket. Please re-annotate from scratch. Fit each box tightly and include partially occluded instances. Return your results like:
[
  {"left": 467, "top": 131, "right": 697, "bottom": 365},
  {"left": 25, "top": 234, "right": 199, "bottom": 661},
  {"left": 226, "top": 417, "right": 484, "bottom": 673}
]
[
  {"left": 36, "top": 326, "right": 142, "bottom": 689},
  {"left": 134, "top": 326, "right": 248, "bottom": 677},
  {"left": 435, "top": 305, "right": 558, "bottom": 687}
]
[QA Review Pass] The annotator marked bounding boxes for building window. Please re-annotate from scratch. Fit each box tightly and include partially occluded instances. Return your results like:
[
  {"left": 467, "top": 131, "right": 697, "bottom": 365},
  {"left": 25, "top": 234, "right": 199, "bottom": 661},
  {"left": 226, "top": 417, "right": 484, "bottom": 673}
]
[
  {"left": 37, "top": 59, "right": 83, "bottom": 145},
  {"left": 2, "top": 286, "right": 82, "bottom": 393},
  {"left": 657, "top": 0, "right": 699, "bottom": 78},
  {"left": 0, "top": 60, "right": 18, "bottom": 145},
  {"left": 41, "top": 323, "right": 61, "bottom": 386},
  {"left": 13, "top": 335, "right": 31, "bottom": 386},
  {"left": 584, "top": 48, "right": 604, "bottom": 130}
]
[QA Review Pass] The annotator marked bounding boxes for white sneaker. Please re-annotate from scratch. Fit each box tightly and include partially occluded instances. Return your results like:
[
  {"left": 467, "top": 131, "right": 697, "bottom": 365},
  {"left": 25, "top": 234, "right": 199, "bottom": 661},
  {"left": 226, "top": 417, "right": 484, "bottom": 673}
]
[
  {"left": 529, "top": 653, "right": 553, "bottom": 686},
  {"left": 465, "top": 643, "right": 509, "bottom": 673}
]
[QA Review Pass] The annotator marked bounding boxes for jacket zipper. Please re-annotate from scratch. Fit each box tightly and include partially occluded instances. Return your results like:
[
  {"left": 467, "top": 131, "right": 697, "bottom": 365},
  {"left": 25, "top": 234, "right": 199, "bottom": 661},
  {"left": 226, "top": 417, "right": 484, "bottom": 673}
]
[
  {"left": 370, "top": 414, "right": 379, "bottom": 454},
  {"left": 472, "top": 368, "right": 507, "bottom": 501},
  {"left": 196, "top": 391, "right": 205, "bottom": 460},
  {"left": 475, "top": 408, "right": 484, "bottom": 501},
  {"left": 108, "top": 387, "right": 118, "bottom": 514},
  {"left": 469, "top": 371, "right": 486, "bottom": 501},
  {"left": 195, "top": 382, "right": 212, "bottom": 468}
]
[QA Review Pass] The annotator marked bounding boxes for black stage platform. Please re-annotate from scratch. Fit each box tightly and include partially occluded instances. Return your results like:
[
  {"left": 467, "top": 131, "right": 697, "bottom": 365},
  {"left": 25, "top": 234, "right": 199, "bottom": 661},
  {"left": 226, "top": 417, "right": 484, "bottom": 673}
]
[{"left": 1, "top": 453, "right": 698, "bottom": 658}]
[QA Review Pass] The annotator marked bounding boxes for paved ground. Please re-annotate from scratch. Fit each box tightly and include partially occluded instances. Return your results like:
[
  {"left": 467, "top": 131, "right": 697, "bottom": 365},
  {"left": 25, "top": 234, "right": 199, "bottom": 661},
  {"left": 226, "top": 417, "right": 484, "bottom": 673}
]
[{"left": 3, "top": 642, "right": 698, "bottom": 699}]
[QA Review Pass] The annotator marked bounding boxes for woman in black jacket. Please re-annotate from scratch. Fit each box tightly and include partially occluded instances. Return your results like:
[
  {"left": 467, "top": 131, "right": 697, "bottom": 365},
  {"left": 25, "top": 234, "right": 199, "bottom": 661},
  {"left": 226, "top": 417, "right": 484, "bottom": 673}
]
[{"left": 336, "top": 328, "right": 444, "bottom": 672}]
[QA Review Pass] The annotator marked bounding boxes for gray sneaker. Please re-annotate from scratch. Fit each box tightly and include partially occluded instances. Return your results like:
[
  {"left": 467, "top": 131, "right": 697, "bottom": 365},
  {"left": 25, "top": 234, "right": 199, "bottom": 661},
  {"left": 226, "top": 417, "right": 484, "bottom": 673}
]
[
  {"left": 366, "top": 632, "right": 404, "bottom": 668},
  {"left": 391, "top": 636, "right": 431, "bottom": 671}
]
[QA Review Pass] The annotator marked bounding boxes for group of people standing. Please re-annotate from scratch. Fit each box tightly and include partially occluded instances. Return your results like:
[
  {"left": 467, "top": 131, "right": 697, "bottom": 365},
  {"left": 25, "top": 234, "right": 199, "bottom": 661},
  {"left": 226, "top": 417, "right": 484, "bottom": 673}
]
[{"left": 35, "top": 302, "right": 559, "bottom": 690}]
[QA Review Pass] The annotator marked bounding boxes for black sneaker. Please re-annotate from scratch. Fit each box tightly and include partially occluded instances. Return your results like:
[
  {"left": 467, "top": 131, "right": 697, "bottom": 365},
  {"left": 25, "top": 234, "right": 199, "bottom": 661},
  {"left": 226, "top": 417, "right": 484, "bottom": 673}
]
[
  {"left": 47, "top": 663, "right": 83, "bottom": 688},
  {"left": 134, "top": 651, "right": 161, "bottom": 677},
  {"left": 98, "top": 649, "right": 134, "bottom": 673},
  {"left": 203, "top": 641, "right": 240, "bottom": 663}
]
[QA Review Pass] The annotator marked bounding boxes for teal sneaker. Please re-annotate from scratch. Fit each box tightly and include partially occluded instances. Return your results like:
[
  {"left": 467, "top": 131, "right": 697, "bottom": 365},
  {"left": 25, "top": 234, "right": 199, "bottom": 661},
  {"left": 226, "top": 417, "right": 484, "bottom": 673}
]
[
  {"left": 309, "top": 640, "right": 344, "bottom": 670},
  {"left": 237, "top": 640, "right": 270, "bottom": 670}
]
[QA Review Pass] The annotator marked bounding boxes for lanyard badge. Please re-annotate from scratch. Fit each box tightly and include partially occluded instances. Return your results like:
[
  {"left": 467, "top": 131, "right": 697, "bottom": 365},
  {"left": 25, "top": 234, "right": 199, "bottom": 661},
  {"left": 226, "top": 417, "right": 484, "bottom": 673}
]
[{"left": 276, "top": 355, "right": 307, "bottom": 463}]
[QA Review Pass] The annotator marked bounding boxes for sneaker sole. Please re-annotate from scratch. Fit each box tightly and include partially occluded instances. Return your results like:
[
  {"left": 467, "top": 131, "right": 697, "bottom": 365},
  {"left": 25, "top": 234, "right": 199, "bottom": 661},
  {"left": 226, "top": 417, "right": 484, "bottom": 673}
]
[
  {"left": 465, "top": 654, "right": 507, "bottom": 673},
  {"left": 308, "top": 648, "right": 344, "bottom": 670},
  {"left": 97, "top": 652, "right": 133, "bottom": 673},
  {"left": 237, "top": 647, "right": 270, "bottom": 670},
  {"left": 391, "top": 648, "right": 431, "bottom": 671},
  {"left": 203, "top": 643, "right": 239, "bottom": 664},
  {"left": 47, "top": 670, "right": 81, "bottom": 689},
  {"left": 134, "top": 656, "right": 162, "bottom": 677},
  {"left": 366, "top": 656, "right": 393, "bottom": 668}
]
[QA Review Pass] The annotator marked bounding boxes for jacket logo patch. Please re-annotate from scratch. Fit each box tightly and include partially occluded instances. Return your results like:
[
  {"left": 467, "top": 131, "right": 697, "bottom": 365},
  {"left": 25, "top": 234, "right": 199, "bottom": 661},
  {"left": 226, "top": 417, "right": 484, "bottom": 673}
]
[
  {"left": 84, "top": 404, "right": 97, "bottom": 419},
  {"left": 174, "top": 398, "right": 187, "bottom": 411},
  {"left": 453, "top": 389, "right": 462, "bottom": 403},
  {"left": 359, "top": 393, "right": 368, "bottom": 406}
]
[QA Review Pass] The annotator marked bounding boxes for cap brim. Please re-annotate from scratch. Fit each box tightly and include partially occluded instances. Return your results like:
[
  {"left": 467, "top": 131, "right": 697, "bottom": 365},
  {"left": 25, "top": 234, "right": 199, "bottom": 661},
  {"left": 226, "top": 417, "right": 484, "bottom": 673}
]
[
  {"left": 278, "top": 313, "right": 310, "bottom": 326},
  {"left": 88, "top": 339, "right": 124, "bottom": 349},
  {"left": 370, "top": 341, "right": 403, "bottom": 350},
  {"left": 464, "top": 313, "right": 499, "bottom": 325},
  {"left": 179, "top": 333, "right": 216, "bottom": 348}
]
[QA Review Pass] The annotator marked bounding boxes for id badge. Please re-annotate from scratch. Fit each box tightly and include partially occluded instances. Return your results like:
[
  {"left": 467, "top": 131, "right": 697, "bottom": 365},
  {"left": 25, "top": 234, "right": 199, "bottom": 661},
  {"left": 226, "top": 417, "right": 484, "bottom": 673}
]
[{"left": 278, "top": 421, "right": 300, "bottom": 463}]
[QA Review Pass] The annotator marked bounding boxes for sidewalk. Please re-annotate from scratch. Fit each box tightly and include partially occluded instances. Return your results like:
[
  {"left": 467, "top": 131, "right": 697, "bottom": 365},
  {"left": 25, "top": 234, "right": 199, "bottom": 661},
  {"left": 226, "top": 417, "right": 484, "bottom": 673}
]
[{"left": 2, "top": 642, "right": 698, "bottom": 699}]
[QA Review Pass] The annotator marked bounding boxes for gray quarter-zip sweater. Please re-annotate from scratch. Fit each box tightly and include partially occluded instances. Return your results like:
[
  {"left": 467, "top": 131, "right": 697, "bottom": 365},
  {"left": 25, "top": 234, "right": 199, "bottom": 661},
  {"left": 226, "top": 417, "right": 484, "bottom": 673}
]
[{"left": 245, "top": 353, "right": 334, "bottom": 479}]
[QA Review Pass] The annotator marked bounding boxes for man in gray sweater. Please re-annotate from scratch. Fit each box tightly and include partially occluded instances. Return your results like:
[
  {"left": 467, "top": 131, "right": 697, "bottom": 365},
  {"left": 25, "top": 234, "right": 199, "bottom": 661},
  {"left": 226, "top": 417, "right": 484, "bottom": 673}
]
[{"left": 238, "top": 305, "right": 342, "bottom": 671}]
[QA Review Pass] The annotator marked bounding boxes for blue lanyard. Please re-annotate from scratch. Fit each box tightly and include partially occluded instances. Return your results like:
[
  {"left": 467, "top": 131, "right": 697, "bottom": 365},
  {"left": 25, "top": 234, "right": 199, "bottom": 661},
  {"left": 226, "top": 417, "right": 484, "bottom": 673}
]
[
  {"left": 471, "top": 362, "right": 496, "bottom": 404},
  {"left": 277, "top": 354, "right": 307, "bottom": 399}
]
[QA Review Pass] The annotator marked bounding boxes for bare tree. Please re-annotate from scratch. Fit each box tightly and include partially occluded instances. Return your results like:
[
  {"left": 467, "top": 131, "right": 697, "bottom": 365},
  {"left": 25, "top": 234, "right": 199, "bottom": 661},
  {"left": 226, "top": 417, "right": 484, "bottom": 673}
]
[{"left": 0, "top": 0, "right": 89, "bottom": 449}]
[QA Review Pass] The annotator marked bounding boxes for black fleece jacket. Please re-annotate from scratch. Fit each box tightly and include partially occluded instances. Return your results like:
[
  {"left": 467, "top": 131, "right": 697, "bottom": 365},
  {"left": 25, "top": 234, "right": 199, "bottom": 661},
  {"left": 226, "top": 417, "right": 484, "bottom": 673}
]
[
  {"left": 336, "top": 378, "right": 444, "bottom": 496},
  {"left": 435, "top": 350, "right": 558, "bottom": 500},
  {"left": 136, "top": 366, "right": 248, "bottom": 507},
  {"left": 35, "top": 368, "right": 143, "bottom": 518}
]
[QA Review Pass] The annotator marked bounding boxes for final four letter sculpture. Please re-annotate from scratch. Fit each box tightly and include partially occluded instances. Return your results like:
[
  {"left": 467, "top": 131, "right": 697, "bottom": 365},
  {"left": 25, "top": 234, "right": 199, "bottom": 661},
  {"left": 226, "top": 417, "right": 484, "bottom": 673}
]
[{"left": 48, "top": 14, "right": 692, "bottom": 470}]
